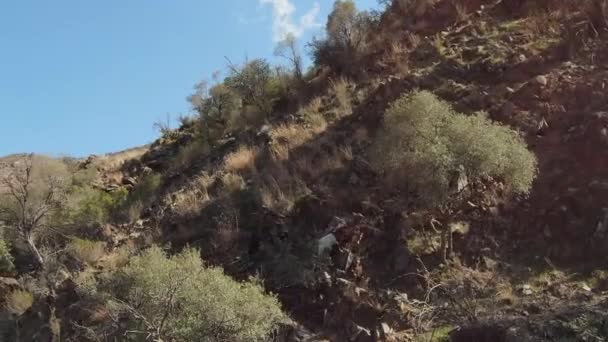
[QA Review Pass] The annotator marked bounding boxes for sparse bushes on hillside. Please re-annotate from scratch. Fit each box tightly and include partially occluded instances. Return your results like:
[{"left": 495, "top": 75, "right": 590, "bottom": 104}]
[
  {"left": 110, "top": 247, "right": 285, "bottom": 342},
  {"left": 372, "top": 90, "right": 537, "bottom": 205}
]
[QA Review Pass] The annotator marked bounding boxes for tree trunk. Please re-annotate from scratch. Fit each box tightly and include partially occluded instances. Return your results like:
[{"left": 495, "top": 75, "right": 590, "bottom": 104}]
[
  {"left": 440, "top": 228, "right": 448, "bottom": 262},
  {"left": 440, "top": 225, "right": 454, "bottom": 262},
  {"left": 448, "top": 227, "right": 454, "bottom": 259},
  {"left": 26, "top": 235, "right": 44, "bottom": 269}
]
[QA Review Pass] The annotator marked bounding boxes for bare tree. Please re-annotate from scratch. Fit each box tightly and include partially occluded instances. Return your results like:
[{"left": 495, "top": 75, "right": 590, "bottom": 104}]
[
  {"left": 0, "top": 154, "right": 68, "bottom": 268},
  {"left": 274, "top": 33, "right": 303, "bottom": 80}
]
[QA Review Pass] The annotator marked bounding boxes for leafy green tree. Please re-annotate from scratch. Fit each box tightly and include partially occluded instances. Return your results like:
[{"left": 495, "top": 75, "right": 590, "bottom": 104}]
[
  {"left": 110, "top": 247, "right": 285, "bottom": 342},
  {"left": 371, "top": 91, "right": 538, "bottom": 259},
  {"left": 225, "top": 59, "right": 276, "bottom": 115}
]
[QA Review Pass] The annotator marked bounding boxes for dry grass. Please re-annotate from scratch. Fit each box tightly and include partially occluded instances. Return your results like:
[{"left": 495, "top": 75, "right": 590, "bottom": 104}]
[
  {"left": 329, "top": 77, "right": 353, "bottom": 117},
  {"left": 68, "top": 238, "right": 106, "bottom": 266},
  {"left": 292, "top": 145, "right": 353, "bottom": 181},
  {"left": 339, "top": 145, "right": 354, "bottom": 162},
  {"left": 74, "top": 268, "right": 99, "bottom": 296},
  {"left": 495, "top": 282, "right": 517, "bottom": 305},
  {"left": 171, "top": 139, "right": 210, "bottom": 172},
  {"left": 224, "top": 146, "right": 259, "bottom": 174},
  {"left": 258, "top": 177, "right": 294, "bottom": 214},
  {"left": 269, "top": 124, "right": 316, "bottom": 160},
  {"left": 221, "top": 173, "right": 246, "bottom": 193},
  {"left": 406, "top": 32, "right": 422, "bottom": 49},
  {"left": 453, "top": 1, "right": 470, "bottom": 22},
  {"left": 298, "top": 97, "right": 328, "bottom": 131},
  {"left": 522, "top": 11, "right": 562, "bottom": 36},
  {"left": 172, "top": 173, "right": 214, "bottom": 218},
  {"left": 255, "top": 162, "right": 310, "bottom": 214},
  {"left": 387, "top": 41, "right": 410, "bottom": 75},
  {"left": 5, "top": 289, "right": 34, "bottom": 316},
  {"left": 93, "top": 145, "right": 148, "bottom": 172},
  {"left": 100, "top": 244, "right": 133, "bottom": 271}
]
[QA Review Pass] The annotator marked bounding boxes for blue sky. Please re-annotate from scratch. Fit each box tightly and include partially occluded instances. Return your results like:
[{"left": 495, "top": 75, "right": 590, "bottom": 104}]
[{"left": 0, "top": 0, "right": 378, "bottom": 157}]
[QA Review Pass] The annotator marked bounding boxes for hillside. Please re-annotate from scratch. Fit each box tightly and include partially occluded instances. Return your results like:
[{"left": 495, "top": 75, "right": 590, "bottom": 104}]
[{"left": 2, "top": 1, "right": 608, "bottom": 341}]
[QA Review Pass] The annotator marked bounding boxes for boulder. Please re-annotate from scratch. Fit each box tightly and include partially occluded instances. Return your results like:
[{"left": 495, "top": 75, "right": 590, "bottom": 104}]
[
  {"left": 534, "top": 75, "right": 548, "bottom": 86},
  {"left": 318, "top": 234, "right": 338, "bottom": 256}
]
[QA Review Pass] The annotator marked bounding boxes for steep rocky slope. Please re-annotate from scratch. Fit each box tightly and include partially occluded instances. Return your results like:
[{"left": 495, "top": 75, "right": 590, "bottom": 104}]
[{"left": 3, "top": 0, "right": 608, "bottom": 341}]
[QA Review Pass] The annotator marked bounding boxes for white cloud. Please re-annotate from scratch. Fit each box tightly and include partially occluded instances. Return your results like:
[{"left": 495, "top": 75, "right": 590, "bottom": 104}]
[{"left": 260, "top": 0, "right": 322, "bottom": 42}]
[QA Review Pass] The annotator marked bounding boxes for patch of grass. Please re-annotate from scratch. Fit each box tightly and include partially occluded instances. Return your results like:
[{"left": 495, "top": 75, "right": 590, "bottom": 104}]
[
  {"left": 172, "top": 173, "right": 214, "bottom": 219},
  {"left": 64, "top": 186, "right": 128, "bottom": 224},
  {"left": 100, "top": 244, "right": 133, "bottom": 271},
  {"left": 223, "top": 145, "right": 259, "bottom": 174},
  {"left": 5, "top": 290, "right": 34, "bottom": 316},
  {"left": 68, "top": 238, "right": 106, "bottom": 266},
  {"left": 495, "top": 282, "right": 518, "bottom": 305},
  {"left": 329, "top": 77, "right": 353, "bottom": 117},
  {"left": 221, "top": 173, "right": 246, "bottom": 193},
  {"left": 433, "top": 34, "right": 447, "bottom": 56},
  {"left": 257, "top": 169, "right": 309, "bottom": 215},
  {"left": 415, "top": 325, "right": 455, "bottom": 342},
  {"left": 74, "top": 267, "right": 99, "bottom": 297},
  {"left": 269, "top": 124, "right": 315, "bottom": 160},
  {"left": 171, "top": 138, "right": 211, "bottom": 172},
  {"left": 298, "top": 97, "right": 328, "bottom": 131}
]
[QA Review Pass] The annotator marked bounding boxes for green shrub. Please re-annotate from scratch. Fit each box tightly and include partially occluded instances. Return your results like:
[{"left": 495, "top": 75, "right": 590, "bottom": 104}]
[
  {"left": 0, "top": 239, "right": 15, "bottom": 275},
  {"left": 111, "top": 247, "right": 285, "bottom": 341},
  {"left": 117, "top": 173, "right": 161, "bottom": 222},
  {"left": 64, "top": 186, "right": 128, "bottom": 224},
  {"left": 372, "top": 90, "right": 537, "bottom": 205},
  {"left": 224, "top": 59, "right": 277, "bottom": 115}
]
